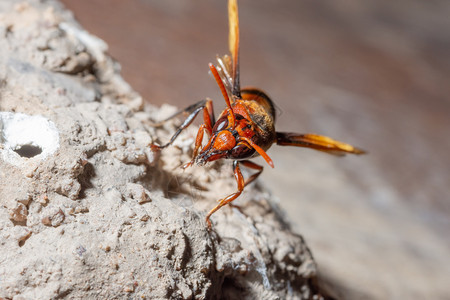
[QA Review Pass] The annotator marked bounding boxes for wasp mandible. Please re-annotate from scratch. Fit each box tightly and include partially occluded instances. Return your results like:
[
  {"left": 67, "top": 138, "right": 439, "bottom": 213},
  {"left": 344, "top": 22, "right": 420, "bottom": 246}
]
[{"left": 152, "top": 0, "right": 365, "bottom": 228}]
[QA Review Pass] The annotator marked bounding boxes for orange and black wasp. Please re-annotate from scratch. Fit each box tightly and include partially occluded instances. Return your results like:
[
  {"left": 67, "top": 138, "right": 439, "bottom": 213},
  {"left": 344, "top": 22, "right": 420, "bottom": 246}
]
[{"left": 152, "top": 0, "right": 365, "bottom": 228}]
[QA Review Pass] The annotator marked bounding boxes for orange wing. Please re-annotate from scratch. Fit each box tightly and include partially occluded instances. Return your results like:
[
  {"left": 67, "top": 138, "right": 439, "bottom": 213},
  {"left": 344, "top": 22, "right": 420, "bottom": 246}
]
[
  {"left": 228, "top": 0, "right": 240, "bottom": 97},
  {"left": 215, "top": 55, "right": 233, "bottom": 99},
  {"left": 276, "top": 132, "right": 366, "bottom": 156}
]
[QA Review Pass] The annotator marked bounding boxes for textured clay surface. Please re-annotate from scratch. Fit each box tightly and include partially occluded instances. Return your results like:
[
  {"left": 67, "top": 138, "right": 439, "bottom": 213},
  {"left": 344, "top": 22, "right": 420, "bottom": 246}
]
[{"left": 0, "top": 1, "right": 326, "bottom": 299}]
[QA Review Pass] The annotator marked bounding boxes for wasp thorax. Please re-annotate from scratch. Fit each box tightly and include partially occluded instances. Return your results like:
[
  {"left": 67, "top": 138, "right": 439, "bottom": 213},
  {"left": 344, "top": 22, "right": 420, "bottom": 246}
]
[{"left": 213, "top": 130, "right": 236, "bottom": 151}]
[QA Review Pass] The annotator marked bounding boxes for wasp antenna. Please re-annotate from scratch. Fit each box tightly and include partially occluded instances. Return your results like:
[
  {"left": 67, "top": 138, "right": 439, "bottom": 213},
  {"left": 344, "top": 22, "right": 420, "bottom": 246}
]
[{"left": 209, "top": 63, "right": 236, "bottom": 128}]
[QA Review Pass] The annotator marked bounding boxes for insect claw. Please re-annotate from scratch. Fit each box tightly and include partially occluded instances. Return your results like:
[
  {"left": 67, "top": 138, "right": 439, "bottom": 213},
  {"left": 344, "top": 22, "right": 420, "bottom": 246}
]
[
  {"left": 205, "top": 217, "right": 213, "bottom": 230},
  {"left": 181, "top": 161, "right": 193, "bottom": 169},
  {"left": 150, "top": 144, "right": 162, "bottom": 152}
]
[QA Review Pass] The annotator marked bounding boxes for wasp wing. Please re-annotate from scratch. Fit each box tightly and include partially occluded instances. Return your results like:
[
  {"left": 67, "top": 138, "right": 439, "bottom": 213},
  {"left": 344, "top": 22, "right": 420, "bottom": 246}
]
[
  {"left": 276, "top": 132, "right": 366, "bottom": 156},
  {"left": 215, "top": 55, "right": 233, "bottom": 100},
  {"left": 228, "top": 0, "right": 240, "bottom": 97},
  {"left": 212, "top": 0, "right": 240, "bottom": 102}
]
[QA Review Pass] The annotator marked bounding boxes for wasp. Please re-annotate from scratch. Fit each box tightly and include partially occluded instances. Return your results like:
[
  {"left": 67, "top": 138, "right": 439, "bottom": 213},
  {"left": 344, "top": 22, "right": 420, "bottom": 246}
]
[{"left": 152, "top": 0, "right": 365, "bottom": 228}]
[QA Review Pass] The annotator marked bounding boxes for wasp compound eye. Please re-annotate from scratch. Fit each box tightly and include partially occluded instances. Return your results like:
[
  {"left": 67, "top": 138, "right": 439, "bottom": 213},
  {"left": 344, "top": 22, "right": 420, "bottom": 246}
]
[{"left": 213, "top": 116, "right": 228, "bottom": 132}]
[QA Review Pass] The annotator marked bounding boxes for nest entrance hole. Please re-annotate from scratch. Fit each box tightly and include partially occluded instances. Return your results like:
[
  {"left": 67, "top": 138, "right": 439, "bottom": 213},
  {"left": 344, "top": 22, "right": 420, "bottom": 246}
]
[{"left": 13, "top": 144, "right": 43, "bottom": 158}]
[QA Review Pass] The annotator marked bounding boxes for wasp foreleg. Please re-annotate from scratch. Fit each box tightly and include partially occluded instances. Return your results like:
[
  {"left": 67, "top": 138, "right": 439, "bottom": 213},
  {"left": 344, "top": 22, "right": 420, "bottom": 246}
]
[
  {"left": 181, "top": 124, "right": 207, "bottom": 169},
  {"left": 181, "top": 99, "right": 216, "bottom": 169}
]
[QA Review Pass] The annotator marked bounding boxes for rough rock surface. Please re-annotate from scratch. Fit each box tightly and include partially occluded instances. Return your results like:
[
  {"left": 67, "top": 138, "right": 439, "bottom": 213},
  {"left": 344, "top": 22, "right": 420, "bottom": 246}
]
[{"left": 0, "top": 1, "right": 326, "bottom": 299}]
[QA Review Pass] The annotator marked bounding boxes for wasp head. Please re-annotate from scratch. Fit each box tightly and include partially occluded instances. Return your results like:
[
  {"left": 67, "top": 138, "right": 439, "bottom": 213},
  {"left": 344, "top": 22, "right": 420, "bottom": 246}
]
[{"left": 195, "top": 113, "right": 256, "bottom": 165}]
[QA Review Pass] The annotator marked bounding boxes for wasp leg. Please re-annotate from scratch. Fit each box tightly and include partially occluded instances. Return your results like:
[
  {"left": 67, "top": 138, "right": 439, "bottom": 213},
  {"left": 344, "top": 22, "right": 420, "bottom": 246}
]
[
  {"left": 203, "top": 98, "right": 215, "bottom": 134},
  {"left": 216, "top": 159, "right": 263, "bottom": 205},
  {"left": 240, "top": 160, "right": 263, "bottom": 186},
  {"left": 181, "top": 125, "right": 207, "bottom": 169},
  {"left": 227, "top": 160, "right": 263, "bottom": 215},
  {"left": 239, "top": 136, "right": 274, "bottom": 168},
  {"left": 206, "top": 160, "right": 245, "bottom": 228},
  {"left": 181, "top": 99, "right": 216, "bottom": 169},
  {"left": 276, "top": 132, "right": 366, "bottom": 156},
  {"left": 153, "top": 99, "right": 215, "bottom": 150}
]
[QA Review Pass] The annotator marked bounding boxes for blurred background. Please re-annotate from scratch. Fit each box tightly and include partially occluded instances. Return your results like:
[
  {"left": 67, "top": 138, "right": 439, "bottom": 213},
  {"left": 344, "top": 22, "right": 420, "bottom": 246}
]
[{"left": 61, "top": 0, "right": 450, "bottom": 299}]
